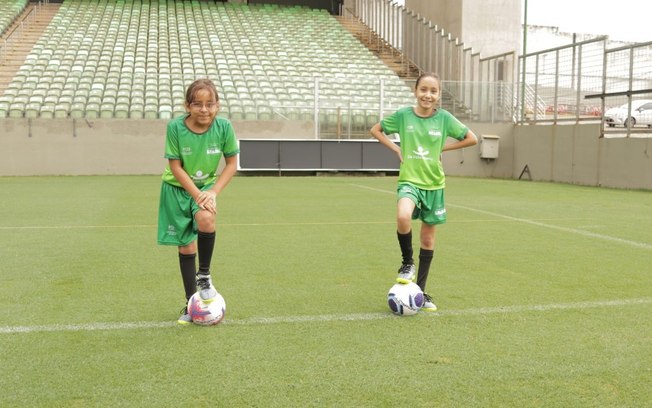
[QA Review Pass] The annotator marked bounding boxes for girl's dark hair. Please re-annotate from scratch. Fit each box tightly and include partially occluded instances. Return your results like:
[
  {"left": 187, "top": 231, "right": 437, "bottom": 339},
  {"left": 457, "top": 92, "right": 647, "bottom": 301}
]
[
  {"left": 415, "top": 72, "right": 441, "bottom": 89},
  {"left": 185, "top": 79, "right": 220, "bottom": 104}
]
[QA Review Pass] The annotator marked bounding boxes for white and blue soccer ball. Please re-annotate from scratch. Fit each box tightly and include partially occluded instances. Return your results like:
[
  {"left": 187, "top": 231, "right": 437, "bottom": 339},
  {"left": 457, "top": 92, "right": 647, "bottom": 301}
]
[
  {"left": 188, "top": 291, "right": 226, "bottom": 326},
  {"left": 387, "top": 282, "right": 424, "bottom": 316}
]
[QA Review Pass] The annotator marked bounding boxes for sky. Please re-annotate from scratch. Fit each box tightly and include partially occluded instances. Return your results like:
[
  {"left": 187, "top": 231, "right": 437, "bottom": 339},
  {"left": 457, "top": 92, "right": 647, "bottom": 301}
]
[
  {"left": 394, "top": 1, "right": 651, "bottom": 43},
  {"left": 522, "top": 0, "right": 652, "bottom": 43}
]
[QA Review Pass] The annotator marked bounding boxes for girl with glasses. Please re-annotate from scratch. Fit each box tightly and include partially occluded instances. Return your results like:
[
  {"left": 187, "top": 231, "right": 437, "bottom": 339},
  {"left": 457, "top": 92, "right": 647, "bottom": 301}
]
[{"left": 157, "top": 79, "right": 239, "bottom": 324}]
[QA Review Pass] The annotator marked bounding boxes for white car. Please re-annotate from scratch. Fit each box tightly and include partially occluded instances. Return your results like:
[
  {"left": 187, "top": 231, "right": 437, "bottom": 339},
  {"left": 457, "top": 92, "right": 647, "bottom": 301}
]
[{"left": 604, "top": 99, "right": 652, "bottom": 128}]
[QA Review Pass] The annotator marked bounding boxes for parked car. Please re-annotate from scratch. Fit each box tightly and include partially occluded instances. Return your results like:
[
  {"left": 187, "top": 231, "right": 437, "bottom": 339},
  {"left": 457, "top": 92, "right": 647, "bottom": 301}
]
[{"left": 604, "top": 99, "right": 652, "bottom": 128}]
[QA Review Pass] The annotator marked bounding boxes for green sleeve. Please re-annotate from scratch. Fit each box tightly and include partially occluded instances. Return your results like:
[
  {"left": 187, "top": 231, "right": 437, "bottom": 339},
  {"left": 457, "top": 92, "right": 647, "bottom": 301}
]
[
  {"left": 222, "top": 121, "right": 240, "bottom": 157},
  {"left": 447, "top": 113, "right": 468, "bottom": 140},
  {"left": 380, "top": 110, "right": 400, "bottom": 135},
  {"left": 164, "top": 120, "right": 180, "bottom": 159}
]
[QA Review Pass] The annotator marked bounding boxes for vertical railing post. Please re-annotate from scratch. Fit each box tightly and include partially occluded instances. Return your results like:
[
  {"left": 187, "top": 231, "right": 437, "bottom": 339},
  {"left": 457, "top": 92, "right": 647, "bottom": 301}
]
[{"left": 314, "top": 77, "right": 319, "bottom": 139}]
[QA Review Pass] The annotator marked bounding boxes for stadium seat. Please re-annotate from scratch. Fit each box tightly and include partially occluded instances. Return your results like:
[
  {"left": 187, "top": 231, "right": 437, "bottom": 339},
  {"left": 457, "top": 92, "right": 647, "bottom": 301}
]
[
  {"left": 130, "top": 104, "right": 144, "bottom": 119},
  {"left": 159, "top": 105, "right": 172, "bottom": 120},
  {"left": 144, "top": 104, "right": 158, "bottom": 119},
  {"left": 40, "top": 104, "right": 55, "bottom": 119},
  {"left": 9, "top": 103, "right": 25, "bottom": 118},
  {"left": 114, "top": 103, "right": 129, "bottom": 119},
  {"left": 85, "top": 103, "right": 99, "bottom": 119},
  {"left": 70, "top": 103, "right": 85, "bottom": 119},
  {"left": 54, "top": 104, "right": 70, "bottom": 119},
  {"left": 24, "top": 103, "right": 40, "bottom": 118}
]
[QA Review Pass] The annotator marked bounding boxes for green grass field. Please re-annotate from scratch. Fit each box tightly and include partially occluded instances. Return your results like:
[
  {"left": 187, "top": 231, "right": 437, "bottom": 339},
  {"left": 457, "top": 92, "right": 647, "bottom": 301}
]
[{"left": 1, "top": 175, "right": 651, "bottom": 407}]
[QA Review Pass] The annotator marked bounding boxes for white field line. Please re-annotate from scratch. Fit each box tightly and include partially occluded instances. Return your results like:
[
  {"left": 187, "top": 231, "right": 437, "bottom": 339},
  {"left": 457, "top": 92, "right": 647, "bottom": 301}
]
[
  {"left": 1, "top": 298, "right": 650, "bottom": 334},
  {"left": 0, "top": 225, "right": 156, "bottom": 230},
  {"left": 0, "top": 219, "right": 584, "bottom": 230},
  {"left": 0, "top": 222, "right": 397, "bottom": 230},
  {"left": 350, "top": 184, "right": 652, "bottom": 250}
]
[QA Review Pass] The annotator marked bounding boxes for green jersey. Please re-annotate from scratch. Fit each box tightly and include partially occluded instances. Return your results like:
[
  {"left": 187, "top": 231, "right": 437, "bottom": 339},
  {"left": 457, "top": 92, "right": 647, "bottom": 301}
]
[
  {"left": 381, "top": 107, "right": 468, "bottom": 190},
  {"left": 161, "top": 115, "right": 239, "bottom": 188}
]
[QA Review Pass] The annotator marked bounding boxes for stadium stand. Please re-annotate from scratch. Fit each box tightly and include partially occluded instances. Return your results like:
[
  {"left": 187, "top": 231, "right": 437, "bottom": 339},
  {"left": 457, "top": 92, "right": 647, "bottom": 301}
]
[
  {"left": 0, "top": 0, "right": 28, "bottom": 37},
  {"left": 0, "top": 0, "right": 414, "bottom": 128}
]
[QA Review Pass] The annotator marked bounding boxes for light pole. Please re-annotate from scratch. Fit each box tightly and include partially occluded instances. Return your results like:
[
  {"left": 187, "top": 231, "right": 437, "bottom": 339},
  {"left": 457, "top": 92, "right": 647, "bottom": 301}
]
[{"left": 521, "top": 0, "right": 528, "bottom": 122}]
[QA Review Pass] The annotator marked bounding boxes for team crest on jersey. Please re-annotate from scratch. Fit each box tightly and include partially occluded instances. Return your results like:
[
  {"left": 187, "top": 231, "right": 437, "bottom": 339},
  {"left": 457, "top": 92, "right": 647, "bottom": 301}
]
[
  {"left": 428, "top": 129, "right": 442, "bottom": 137},
  {"left": 192, "top": 170, "right": 210, "bottom": 181},
  {"left": 407, "top": 146, "right": 433, "bottom": 161}
]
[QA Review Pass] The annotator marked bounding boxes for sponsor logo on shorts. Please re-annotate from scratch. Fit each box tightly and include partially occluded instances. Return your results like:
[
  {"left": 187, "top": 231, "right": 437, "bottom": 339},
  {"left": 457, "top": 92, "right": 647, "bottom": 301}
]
[
  {"left": 435, "top": 208, "right": 446, "bottom": 216},
  {"left": 167, "top": 225, "right": 177, "bottom": 236}
]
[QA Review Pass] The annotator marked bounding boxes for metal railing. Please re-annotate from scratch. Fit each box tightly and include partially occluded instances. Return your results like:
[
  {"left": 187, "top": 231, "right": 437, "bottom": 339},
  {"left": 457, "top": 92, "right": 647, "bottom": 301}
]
[
  {"left": 516, "top": 37, "right": 608, "bottom": 124},
  {"left": 347, "top": 0, "right": 651, "bottom": 131},
  {"left": 585, "top": 41, "right": 652, "bottom": 137},
  {"left": 345, "top": 0, "right": 517, "bottom": 123},
  {"left": 0, "top": 1, "right": 45, "bottom": 64}
]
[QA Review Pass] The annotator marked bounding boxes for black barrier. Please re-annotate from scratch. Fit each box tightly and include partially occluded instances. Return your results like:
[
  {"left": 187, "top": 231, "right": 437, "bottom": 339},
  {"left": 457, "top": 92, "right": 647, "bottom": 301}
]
[{"left": 238, "top": 139, "right": 400, "bottom": 172}]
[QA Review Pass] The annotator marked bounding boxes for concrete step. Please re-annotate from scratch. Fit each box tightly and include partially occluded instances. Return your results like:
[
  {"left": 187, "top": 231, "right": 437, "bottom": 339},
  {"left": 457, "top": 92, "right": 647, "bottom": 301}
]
[
  {"left": 336, "top": 15, "right": 420, "bottom": 81},
  {"left": 0, "top": 3, "right": 60, "bottom": 95}
]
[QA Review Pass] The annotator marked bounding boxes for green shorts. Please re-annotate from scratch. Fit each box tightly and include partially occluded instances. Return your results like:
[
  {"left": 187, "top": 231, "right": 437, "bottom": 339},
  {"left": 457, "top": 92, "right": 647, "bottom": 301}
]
[
  {"left": 397, "top": 183, "right": 447, "bottom": 225},
  {"left": 157, "top": 182, "right": 214, "bottom": 246}
]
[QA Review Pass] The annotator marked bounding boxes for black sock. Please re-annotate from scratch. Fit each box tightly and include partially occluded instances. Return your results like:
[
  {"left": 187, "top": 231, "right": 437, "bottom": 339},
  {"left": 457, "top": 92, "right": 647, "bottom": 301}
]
[
  {"left": 178, "top": 253, "right": 197, "bottom": 301},
  {"left": 417, "top": 248, "right": 434, "bottom": 291},
  {"left": 197, "top": 231, "right": 216, "bottom": 275},
  {"left": 397, "top": 230, "right": 414, "bottom": 265}
]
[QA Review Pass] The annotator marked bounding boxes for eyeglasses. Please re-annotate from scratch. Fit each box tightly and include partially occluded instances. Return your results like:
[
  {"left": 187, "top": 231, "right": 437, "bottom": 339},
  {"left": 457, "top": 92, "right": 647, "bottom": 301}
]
[{"left": 189, "top": 102, "right": 219, "bottom": 110}]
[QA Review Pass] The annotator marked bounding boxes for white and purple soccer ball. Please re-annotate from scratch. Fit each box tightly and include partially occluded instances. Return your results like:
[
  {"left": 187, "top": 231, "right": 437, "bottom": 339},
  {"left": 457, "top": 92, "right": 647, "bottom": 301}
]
[
  {"left": 387, "top": 282, "right": 424, "bottom": 316},
  {"left": 187, "top": 291, "right": 226, "bottom": 326}
]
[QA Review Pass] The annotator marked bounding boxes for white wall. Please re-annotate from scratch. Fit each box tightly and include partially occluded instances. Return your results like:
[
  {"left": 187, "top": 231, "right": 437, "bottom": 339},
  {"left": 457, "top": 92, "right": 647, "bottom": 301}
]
[
  {"left": 4, "top": 117, "right": 650, "bottom": 190},
  {"left": 406, "top": 0, "right": 521, "bottom": 57}
]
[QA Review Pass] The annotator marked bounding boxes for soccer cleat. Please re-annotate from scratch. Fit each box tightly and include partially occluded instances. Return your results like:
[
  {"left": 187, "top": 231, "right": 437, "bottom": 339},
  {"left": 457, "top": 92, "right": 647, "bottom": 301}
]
[
  {"left": 196, "top": 273, "right": 218, "bottom": 303},
  {"left": 396, "top": 263, "right": 416, "bottom": 284},
  {"left": 177, "top": 306, "right": 192, "bottom": 325},
  {"left": 422, "top": 293, "right": 438, "bottom": 312}
]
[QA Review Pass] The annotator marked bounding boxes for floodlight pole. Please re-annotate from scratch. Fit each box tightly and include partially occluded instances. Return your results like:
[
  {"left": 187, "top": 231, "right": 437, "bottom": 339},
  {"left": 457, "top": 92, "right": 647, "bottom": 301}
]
[{"left": 520, "top": 0, "right": 528, "bottom": 122}]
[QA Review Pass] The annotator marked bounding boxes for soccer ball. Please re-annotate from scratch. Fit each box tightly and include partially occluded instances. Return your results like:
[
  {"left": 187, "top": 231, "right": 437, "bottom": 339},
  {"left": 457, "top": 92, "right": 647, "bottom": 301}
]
[
  {"left": 187, "top": 291, "right": 226, "bottom": 326},
  {"left": 387, "top": 282, "right": 424, "bottom": 316}
]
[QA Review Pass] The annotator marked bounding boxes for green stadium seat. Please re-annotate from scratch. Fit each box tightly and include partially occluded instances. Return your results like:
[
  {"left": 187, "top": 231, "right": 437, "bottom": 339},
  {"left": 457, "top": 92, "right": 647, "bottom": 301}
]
[
  {"left": 99, "top": 99, "right": 114, "bottom": 117},
  {"left": 114, "top": 103, "right": 129, "bottom": 119},
  {"left": 144, "top": 104, "right": 158, "bottom": 119},
  {"left": 70, "top": 103, "right": 85, "bottom": 119},
  {"left": 130, "top": 104, "right": 144, "bottom": 119},
  {"left": 159, "top": 105, "right": 172, "bottom": 120},
  {"left": 85, "top": 103, "right": 99, "bottom": 119},
  {"left": 54, "top": 104, "right": 70, "bottom": 119},
  {"left": 25, "top": 103, "right": 41, "bottom": 118},
  {"left": 9, "top": 103, "right": 25, "bottom": 118}
]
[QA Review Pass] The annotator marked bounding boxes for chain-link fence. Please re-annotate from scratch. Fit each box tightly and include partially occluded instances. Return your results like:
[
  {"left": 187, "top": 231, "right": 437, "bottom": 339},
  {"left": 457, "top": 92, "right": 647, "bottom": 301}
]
[
  {"left": 590, "top": 41, "right": 652, "bottom": 137},
  {"left": 516, "top": 37, "right": 607, "bottom": 123}
]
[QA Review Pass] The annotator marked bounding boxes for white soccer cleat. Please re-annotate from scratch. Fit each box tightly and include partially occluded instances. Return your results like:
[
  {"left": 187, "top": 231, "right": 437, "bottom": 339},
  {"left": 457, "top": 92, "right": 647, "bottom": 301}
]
[
  {"left": 177, "top": 306, "right": 193, "bottom": 325},
  {"left": 196, "top": 273, "right": 218, "bottom": 303},
  {"left": 396, "top": 263, "right": 416, "bottom": 284},
  {"left": 422, "top": 293, "right": 438, "bottom": 312}
]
